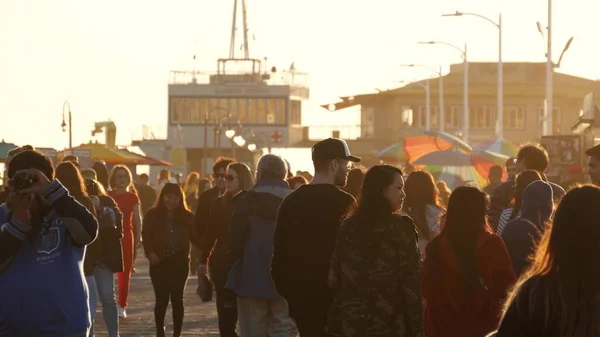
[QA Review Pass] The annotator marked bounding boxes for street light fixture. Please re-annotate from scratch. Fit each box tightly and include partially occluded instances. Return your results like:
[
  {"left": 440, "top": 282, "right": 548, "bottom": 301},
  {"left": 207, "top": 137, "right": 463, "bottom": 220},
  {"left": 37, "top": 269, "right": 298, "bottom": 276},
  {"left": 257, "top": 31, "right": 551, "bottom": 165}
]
[
  {"left": 234, "top": 136, "right": 246, "bottom": 147},
  {"left": 443, "top": 10, "right": 503, "bottom": 140},
  {"left": 418, "top": 41, "right": 470, "bottom": 143},
  {"left": 401, "top": 63, "right": 444, "bottom": 132},
  {"left": 225, "top": 129, "right": 236, "bottom": 139},
  {"left": 247, "top": 143, "right": 257, "bottom": 152},
  {"left": 62, "top": 101, "right": 72, "bottom": 149}
]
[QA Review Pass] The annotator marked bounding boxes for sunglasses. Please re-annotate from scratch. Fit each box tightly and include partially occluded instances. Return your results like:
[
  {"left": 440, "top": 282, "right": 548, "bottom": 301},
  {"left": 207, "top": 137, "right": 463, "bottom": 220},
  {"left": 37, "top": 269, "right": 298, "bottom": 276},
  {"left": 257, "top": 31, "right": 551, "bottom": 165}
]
[{"left": 224, "top": 174, "right": 237, "bottom": 182}]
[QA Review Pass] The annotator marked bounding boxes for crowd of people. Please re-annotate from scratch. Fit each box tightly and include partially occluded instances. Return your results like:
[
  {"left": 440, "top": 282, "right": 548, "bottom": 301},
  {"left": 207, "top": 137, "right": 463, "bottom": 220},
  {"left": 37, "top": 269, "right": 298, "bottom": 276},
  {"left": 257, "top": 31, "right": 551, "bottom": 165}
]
[{"left": 0, "top": 137, "right": 599, "bottom": 336}]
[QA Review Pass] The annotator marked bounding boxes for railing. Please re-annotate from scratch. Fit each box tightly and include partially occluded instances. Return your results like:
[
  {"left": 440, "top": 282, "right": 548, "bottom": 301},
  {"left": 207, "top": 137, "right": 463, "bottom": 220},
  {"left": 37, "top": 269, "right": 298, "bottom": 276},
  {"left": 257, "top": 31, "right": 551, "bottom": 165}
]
[
  {"left": 169, "top": 70, "right": 309, "bottom": 88},
  {"left": 132, "top": 125, "right": 168, "bottom": 141},
  {"left": 304, "top": 125, "right": 362, "bottom": 140}
]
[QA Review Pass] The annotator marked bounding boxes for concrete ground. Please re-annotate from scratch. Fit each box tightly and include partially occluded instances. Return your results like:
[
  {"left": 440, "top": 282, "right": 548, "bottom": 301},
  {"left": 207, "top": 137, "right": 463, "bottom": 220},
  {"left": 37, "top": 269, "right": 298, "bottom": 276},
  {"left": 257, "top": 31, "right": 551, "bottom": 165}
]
[{"left": 93, "top": 258, "right": 220, "bottom": 337}]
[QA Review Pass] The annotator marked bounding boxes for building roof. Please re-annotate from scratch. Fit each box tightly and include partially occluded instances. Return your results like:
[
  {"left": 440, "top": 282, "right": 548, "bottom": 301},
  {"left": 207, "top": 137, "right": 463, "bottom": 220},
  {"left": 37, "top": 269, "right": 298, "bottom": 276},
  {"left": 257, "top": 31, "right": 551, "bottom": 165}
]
[{"left": 322, "top": 62, "right": 600, "bottom": 111}]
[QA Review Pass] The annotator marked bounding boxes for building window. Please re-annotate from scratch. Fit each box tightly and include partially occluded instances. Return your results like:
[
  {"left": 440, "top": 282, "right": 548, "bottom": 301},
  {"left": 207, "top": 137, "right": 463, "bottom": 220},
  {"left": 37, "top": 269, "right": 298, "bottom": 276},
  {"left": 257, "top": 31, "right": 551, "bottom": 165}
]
[
  {"left": 266, "top": 99, "right": 276, "bottom": 124},
  {"left": 181, "top": 98, "right": 190, "bottom": 123},
  {"left": 472, "top": 106, "right": 495, "bottom": 129},
  {"left": 290, "top": 100, "right": 301, "bottom": 125},
  {"left": 171, "top": 98, "right": 181, "bottom": 124},
  {"left": 217, "top": 99, "right": 228, "bottom": 121},
  {"left": 247, "top": 99, "right": 257, "bottom": 123},
  {"left": 504, "top": 106, "right": 525, "bottom": 129},
  {"left": 361, "top": 107, "right": 375, "bottom": 139},
  {"left": 257, "top": 99, "right": 267, "bottom": 123},
  {"left": 199, "top": 98, "right": 208, "bottom": 122},
  {"left": 238, "top": 98, "right": 247, "bottom": 123},
  {"left": 276, "top": 99, "right": 286, "bottom": 124},
  {"left": 209, "top": 98, "right": 219, "bottom": 123},
  {"left": 538, "top": 106, "right": 562, "bottom": 134},
  {"left": 446, "top": 106, "right": 462, "bottom": 129},
  {"left": 190, "top": 98, "right": 200, "bottom": 123},
  {"left": 229, "top": 98, "right": 238, "bottom": 121},
  {"left": 417, "top": 106, "right": 439, "bottom": 129}
]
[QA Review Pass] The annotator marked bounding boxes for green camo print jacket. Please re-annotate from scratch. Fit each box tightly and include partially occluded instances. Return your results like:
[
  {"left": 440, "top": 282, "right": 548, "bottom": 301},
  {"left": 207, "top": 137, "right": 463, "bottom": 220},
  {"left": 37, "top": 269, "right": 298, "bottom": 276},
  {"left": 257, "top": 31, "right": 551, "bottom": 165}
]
[{"left": 326, "top": 214, "right": 424, "bottom": 337}]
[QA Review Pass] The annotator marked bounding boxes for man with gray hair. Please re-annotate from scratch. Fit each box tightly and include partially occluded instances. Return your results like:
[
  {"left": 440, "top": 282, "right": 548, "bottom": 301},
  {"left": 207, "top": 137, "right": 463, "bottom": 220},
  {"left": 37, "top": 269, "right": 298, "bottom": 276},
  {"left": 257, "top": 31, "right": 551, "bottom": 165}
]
[{"left": 226, "top": 154, "right": 297, "bottom": 336}]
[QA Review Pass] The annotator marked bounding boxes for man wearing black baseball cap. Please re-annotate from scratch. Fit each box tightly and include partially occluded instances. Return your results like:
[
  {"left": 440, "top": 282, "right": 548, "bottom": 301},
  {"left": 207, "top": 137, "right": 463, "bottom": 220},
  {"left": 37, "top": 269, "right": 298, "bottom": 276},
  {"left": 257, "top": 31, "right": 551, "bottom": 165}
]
[{"left": 272, "top": 138, "right": 359, "bottom": 337}]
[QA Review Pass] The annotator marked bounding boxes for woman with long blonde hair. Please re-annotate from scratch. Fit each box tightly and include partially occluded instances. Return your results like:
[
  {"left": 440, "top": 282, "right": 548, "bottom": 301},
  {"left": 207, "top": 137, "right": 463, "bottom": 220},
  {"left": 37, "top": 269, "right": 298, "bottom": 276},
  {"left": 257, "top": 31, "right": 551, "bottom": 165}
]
[{"left": 108, "top": 165, "right": 141, "bottom": 319}]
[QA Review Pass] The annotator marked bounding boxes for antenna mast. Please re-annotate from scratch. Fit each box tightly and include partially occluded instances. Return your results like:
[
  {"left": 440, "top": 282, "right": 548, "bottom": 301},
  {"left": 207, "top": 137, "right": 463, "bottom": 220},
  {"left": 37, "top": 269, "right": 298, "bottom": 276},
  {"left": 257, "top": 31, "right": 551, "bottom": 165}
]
[{"left": 228, "top": 0, "right": 250, "bottom": 59}]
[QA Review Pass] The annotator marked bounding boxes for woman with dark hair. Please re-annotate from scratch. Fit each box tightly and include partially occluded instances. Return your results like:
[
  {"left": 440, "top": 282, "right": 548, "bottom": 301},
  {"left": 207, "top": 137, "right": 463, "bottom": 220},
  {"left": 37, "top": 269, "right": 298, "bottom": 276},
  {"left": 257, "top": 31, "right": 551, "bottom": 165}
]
[
  {"left": 108, "top": 165, "right": 141, "bottom": 318},
  {"left": 402, "top": 171, "right": 445, "bottom": 255},
  {"left": 92, "top": 161, "right": 110, "bottom": 191},
  {"left": 421, "top": 187, "right": 516, "bottom": 337},
  {"left": 342, "top": 167, "right": 365, "bottom": 198},
  {"left": 496, "top": 170, "right": 543, "bottom": 235},
  {"left": 327, "top": 165, "right": 423, "bottom": 337},
  {"left": 200, "top": 163, "right": 254, "bottom": 337},
  {"left": 84, "top": 178, "right": 124, "bottom": 337},
  {"left": 496, "top": 185, "right": 600, "bottom": 336},
  {"left": 54, "top": 162, "right": 100, "bottom": 334},
  {"left": 142, "top": 183, "right": 200, "bottom": 337}
]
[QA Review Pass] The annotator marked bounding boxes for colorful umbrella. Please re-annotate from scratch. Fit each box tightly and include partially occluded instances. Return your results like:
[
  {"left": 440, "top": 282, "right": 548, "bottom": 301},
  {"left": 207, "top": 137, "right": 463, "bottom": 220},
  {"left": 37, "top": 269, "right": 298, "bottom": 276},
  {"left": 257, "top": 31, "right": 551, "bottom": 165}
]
[
  {"left": 376, "top": 141, "right": 407, "bottom": 161},
  {"left": 412, "top": 150, "right": 473, "bottom": 167},
  {"left": 413, "top": 150, "right": 507, "bottom": 185},
  {"left": 119, "top": 148, "right": 172, "bottom": 166},
  {"left": 474, "top": 139, "right": 519, "bottom": 157},
  {"left": 59, "top": 142, "right": 141, "bottom": 164},
  {"left": 424, "top": 165, "right": 487, "bottom": 190},
  {"left": 472, "top": 150, "right": 510, "bottom": 166},
  {"left": 403, "top": 129, "right": 472, "bottom": 163}
]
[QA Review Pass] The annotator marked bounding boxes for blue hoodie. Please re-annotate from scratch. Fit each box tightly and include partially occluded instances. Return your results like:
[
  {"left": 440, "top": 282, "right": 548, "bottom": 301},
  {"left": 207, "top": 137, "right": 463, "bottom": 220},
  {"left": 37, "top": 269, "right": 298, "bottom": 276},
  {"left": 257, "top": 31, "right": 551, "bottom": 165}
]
[
  {"left": 501, "top": 181, "right": 553, "bottom": 277},
  {"left": 0, "top": 180, "right": 98, "bottom": 337}
]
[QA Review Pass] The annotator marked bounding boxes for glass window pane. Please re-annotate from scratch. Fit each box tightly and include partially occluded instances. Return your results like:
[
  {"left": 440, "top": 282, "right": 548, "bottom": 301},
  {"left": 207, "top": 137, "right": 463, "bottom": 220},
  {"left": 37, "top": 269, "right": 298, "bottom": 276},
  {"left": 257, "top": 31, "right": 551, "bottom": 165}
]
[
  {"left": 257, "top": 99, "right": 266, "bottom": 124},
  {"left": 191, "top": 98, "right": 200, "bottom": 123},
  {"left": 276, "top": 99, "right": 286, "bottom": 124},
  {"left": 218, "top": 99, "right": 228, "bottom": 121},
  {"left": 237, "top": 98, "right": 247, "bottom": 123},
  {"left": 209, "top": 99, "right": 219, "bottom": 123},
  {"left": 247, "top": 99, "right": 256, "bottom": 123},
  {"left": 181, "top": 98, "right": 190, "bottom": 123},
  {"left": 200, "top": 98, "right": 208, "bottom": 123},
  {"left": 229, "top": 98, "right": 238, "bottom": 121},
  {"left": 267, "top": 99, "right": 276, "bottom": 124},
  {"left": 171, "top": 98, "right": 180, "bottom": 123}
]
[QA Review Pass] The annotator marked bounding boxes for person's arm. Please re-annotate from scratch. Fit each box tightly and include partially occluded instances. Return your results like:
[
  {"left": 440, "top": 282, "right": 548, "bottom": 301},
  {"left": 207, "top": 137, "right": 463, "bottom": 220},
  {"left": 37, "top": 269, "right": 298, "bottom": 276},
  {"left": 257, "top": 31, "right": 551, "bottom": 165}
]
[
  {"left": 487, "top": 182, "right": 511, "bottom": 229},
  {"left": 200, "top": 200, "right": 220, "bottom": 264},
  {"left": 272, "top": 197, "right": 289, "bottom": 296},
  {"left": 187, "top": 211, "right": 202, "bottom": 249},
  {"left": 194, "top": 191, "right": 213, "bottom": 245},
  {"left": 42, "top": 180, "right": 98, "bottom": 246},
  {"left": 141, "top": 209, "right": 155, "bottom": 258},
  {"left": 132, "top": 202, "right": 142, "bottom": 246},
  {"left": 398, "top": 218, "right": 424, "bottom": 337},
  {"left": 226, "top": 193, "right": 251, "bottom": 270},
  {"left": 0, "top": 204, "right": 27, "bottom": 273}
]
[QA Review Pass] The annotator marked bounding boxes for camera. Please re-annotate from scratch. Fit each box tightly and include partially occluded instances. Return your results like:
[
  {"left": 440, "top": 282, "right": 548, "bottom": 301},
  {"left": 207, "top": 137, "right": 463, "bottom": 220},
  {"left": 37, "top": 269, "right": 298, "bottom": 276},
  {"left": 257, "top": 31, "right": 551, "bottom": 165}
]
[{"left": 11, "top": 172, "right": 36, "bottom": 191}]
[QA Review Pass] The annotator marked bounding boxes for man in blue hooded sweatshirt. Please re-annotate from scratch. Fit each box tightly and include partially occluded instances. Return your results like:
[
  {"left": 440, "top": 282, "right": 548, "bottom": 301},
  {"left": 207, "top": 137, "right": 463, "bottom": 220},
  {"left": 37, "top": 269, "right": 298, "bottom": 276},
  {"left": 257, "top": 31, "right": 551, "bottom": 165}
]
[
  {"left": 0, "top": 150, "right": 98, "bottom": 337},
  {"left": 501, "top": 180, "right": 554, "bottom": 277}
]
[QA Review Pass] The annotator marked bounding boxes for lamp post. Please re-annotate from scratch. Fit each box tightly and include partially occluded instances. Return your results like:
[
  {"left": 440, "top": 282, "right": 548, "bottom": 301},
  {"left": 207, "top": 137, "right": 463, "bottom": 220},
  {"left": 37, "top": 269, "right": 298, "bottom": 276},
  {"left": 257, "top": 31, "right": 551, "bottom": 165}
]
[
  {"left": 401, "top": 64, "right": 444, "bottom": 132},
  {"left": 443, "top": 11, "right": 503, "bottom": 140},
  {"left": 419, "top": 41, "right": 469, "bottom": 143},
  {"left": 536, "top": 14, "right": 574, "bottom": 136},
  {"left": 61, "top": 101, "right": 72, "bottom": 149}
]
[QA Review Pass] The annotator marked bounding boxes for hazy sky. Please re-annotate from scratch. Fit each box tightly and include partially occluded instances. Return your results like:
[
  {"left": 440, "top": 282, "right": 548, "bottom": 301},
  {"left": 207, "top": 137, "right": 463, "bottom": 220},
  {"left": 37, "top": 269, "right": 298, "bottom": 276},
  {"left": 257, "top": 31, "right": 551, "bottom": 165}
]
[{"left": 0, "top": 0, "right": 598, "bottom": 150}]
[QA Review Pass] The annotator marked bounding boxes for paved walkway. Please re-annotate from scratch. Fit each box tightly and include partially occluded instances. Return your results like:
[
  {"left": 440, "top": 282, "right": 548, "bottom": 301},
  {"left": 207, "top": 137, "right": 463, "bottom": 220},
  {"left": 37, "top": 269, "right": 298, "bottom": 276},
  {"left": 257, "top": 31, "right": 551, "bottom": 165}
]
[{"left": 94, "top": 259, "right": 220, "bottom": 336}]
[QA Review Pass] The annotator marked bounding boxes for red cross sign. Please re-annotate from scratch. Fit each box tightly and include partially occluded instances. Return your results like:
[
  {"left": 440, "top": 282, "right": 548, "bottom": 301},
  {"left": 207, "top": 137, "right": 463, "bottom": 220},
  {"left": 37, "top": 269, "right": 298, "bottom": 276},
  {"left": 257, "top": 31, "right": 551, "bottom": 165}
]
[{"left": 272, "top": 131, "right": 282, "bottom": 144}]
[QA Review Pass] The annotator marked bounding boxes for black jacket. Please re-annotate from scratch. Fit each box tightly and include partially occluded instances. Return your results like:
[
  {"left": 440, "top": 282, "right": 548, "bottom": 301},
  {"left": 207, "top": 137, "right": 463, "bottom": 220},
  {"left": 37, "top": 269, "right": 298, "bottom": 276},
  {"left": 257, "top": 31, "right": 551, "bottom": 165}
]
[
  {"left": 96, "top": 195, "right": 124, "bottom": 273},
  {"left": 194, "top": 186, "right": 221, "bottom": 249}
]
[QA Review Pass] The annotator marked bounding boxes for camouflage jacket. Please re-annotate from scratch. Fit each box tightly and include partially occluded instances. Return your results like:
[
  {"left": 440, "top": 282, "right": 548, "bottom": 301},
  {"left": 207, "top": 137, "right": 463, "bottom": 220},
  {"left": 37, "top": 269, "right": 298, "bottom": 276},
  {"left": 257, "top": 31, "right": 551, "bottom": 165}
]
[{"left": 326, "top": 214, "right": 424, "bottom": 337}]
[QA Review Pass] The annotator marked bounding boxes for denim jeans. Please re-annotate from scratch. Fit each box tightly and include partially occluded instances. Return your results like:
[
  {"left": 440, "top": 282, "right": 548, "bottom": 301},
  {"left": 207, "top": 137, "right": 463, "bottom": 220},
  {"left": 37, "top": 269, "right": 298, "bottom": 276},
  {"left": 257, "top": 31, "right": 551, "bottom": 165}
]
[
  {"left": 94, "top": 266, "right": 120, "bottom": 337},
  {"left": 86, "top": 276, "right": 99, "bottom": 336}
]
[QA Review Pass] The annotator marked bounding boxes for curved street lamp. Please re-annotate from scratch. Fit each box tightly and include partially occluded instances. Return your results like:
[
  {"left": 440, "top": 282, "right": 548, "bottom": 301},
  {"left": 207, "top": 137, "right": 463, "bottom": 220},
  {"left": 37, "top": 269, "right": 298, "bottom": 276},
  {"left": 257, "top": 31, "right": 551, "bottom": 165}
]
[
  {"left": 419, "top": 41, "right": 469, "bottom": 143},
  {"left": 443, "top": 10, "right": 503, "bottom": 140}
]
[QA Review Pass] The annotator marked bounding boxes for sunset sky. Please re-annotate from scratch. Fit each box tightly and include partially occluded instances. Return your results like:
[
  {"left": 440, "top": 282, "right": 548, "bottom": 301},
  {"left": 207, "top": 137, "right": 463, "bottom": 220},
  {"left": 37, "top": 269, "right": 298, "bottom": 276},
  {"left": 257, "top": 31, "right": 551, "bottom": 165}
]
[{"left": 0, "top": 0, "right": 598, "bottom": 150}]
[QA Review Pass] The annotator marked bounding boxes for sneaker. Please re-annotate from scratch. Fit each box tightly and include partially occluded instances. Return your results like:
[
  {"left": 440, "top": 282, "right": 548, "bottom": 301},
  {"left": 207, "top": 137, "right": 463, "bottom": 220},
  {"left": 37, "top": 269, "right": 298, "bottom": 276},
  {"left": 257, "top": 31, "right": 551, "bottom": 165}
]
[{"left": 118, "top": 306, "right": 127, "bottom": 319}]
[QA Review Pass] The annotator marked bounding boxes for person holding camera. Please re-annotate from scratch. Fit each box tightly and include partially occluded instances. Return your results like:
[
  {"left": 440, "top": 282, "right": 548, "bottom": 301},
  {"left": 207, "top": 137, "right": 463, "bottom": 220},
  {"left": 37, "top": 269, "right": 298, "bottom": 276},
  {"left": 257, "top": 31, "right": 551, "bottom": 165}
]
[{"left": 0, "top": 150, "right": 99, "bottom": 336}]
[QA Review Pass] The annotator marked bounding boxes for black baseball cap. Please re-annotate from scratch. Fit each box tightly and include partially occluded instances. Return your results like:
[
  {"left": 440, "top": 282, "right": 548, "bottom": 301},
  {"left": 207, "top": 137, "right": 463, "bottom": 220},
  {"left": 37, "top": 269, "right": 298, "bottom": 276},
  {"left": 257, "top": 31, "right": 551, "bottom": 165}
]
[{"left": 312, "top": 138, "right": 361, "bottom": 163}]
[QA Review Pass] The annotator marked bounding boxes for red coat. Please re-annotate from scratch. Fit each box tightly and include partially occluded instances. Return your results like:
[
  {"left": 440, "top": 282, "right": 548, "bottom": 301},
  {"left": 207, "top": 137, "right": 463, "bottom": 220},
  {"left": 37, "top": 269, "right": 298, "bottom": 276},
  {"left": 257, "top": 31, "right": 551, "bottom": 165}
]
[{"left": 421, "top": 232, "right": 516, "bottom": 337}]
